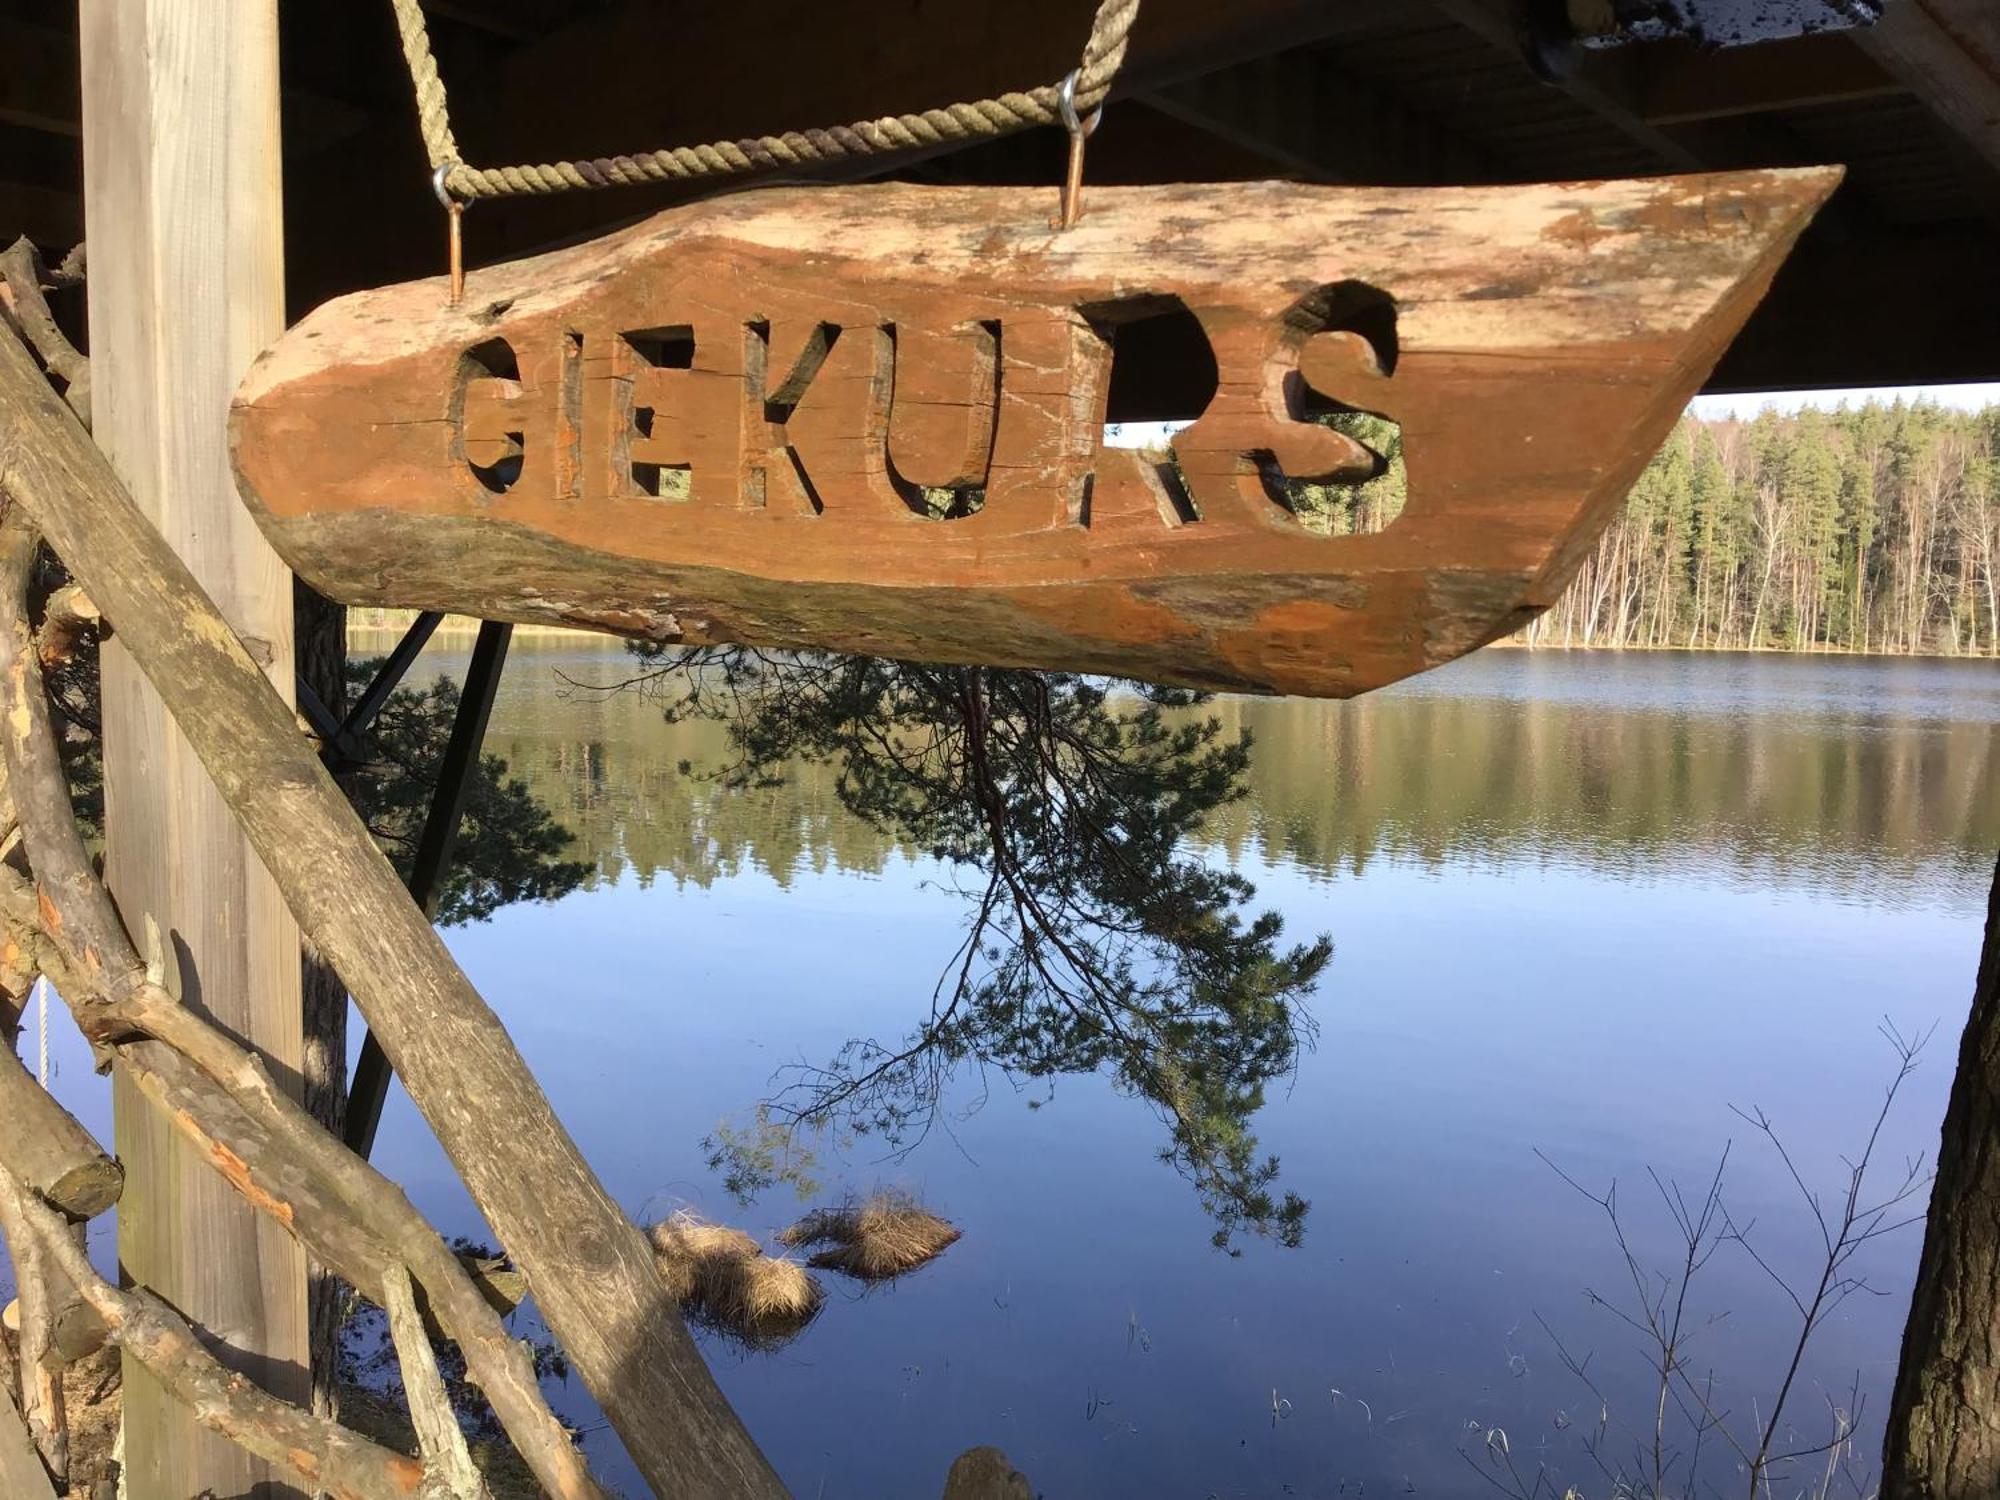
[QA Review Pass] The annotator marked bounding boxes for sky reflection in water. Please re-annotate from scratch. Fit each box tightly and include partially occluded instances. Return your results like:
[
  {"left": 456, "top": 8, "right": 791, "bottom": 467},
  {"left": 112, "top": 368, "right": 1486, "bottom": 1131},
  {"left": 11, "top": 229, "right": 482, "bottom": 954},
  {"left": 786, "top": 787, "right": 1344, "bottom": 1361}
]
[{"left": 35, "top": 644, "right": 2000, "bottom": 1497}]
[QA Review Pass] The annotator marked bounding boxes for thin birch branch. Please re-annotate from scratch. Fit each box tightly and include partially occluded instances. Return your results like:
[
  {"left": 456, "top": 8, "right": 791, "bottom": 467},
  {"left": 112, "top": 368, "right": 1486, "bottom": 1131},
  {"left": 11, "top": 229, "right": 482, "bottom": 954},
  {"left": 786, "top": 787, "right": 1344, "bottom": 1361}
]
[
  {"left": 0, "top": 1153, "right": 65, "bottom": 1485},
  {"left": 382, "top": 1264, "right": 491, "bottom": 1500}
]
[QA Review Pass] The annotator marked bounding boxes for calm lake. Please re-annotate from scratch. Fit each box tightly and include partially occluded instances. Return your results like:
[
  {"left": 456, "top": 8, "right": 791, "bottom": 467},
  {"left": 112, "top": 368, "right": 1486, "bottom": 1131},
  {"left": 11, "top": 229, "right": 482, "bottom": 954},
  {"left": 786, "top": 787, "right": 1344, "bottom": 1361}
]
[{"left": 39, "top": 642, "right": 2000, "bottom": 1497}]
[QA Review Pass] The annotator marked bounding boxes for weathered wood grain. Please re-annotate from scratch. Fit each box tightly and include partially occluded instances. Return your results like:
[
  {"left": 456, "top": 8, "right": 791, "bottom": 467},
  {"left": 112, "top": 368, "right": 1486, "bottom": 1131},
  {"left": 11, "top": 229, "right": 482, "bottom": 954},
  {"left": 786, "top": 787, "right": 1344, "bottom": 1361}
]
[
  {"left": 235, "top": 171, "right": 1839, "bottom": 697},
  {"left": 0, "top": 1371, "right": 57, "bottom": 1500},
  {"left": 380, "top": 1263, "right": 488, "bottom": 1500},
  {"left": 0, "top": 1149, "right": 65, "bottom": 1484},
  {"left": 77, "top": 2, "right": 308, "bottom": 1494}
]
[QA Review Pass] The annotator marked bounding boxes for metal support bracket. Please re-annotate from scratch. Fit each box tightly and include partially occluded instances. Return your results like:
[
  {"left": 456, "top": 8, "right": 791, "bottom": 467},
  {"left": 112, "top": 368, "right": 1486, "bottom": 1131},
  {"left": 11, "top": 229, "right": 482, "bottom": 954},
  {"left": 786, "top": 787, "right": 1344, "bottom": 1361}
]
[
  {"left": 301, "top": 610, "right": 446, "bottom": 770},
  {"left": 342, "top": 618, "right": 513, "bottom": 1157}
]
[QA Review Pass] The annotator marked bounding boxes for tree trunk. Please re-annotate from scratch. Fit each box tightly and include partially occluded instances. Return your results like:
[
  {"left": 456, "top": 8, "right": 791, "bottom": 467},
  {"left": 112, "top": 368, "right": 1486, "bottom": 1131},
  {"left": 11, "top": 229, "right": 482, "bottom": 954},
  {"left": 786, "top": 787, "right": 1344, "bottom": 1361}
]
[
  {"left": 0, "top": 508, "right": 602, "bottom": 1500},
  {"left": 0, "top": 1162, "right": 429, "bottom": 1500},
  {"left": 1883, "top": 851, "right": 2000, "bottom": 1498},
  {"left": 0, "top": 1147, "right": 67, "bottom": 1485}
]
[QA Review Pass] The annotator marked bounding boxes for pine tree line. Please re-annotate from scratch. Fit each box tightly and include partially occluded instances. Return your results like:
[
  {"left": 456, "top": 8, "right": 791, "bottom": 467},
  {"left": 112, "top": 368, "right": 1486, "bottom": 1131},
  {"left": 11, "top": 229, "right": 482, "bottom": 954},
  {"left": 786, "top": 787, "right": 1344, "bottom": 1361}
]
[
  {"left": 1523, "top": 401, "right": 2000, "bottom": 654},
  {"left": 1303, "top": 401, "right": 1999, "bottom": 655}
]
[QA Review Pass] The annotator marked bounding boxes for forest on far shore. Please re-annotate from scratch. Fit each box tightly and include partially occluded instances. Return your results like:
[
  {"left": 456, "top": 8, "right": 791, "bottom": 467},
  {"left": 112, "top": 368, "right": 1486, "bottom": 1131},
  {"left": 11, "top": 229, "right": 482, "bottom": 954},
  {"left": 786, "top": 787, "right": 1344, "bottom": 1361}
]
[
  {"left": 1537, "top": 401, "right": 1999, "bottom": 654},
  {"left": 1307, "top": 399, "right": 2000, "bottom": 657}
]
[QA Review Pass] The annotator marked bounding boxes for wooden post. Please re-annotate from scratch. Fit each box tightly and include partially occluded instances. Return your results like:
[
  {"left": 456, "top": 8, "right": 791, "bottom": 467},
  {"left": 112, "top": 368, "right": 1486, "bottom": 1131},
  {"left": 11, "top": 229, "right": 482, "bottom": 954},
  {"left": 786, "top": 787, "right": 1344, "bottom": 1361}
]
[
  {"left": 0, "top": 1380, "right": 58, "bottom": 1500},
  {"left": 77, "top": 3, "right": 309, "bottom": 1495}
]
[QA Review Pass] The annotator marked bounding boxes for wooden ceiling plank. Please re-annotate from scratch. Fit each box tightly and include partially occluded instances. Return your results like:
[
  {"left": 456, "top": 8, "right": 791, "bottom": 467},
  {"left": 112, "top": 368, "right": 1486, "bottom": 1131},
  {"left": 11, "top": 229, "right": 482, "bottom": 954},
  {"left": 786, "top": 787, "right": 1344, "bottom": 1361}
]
[
  {"left": 1849, "top": 0, "right": 2000, "bottom": 176},
  {"left": 421, "top": 0, "right": 582, "bottom": 44},
  {"left": 1426, "top": 0, "right": 1707, "bottom": 170},
  {"left": 286, "top": 0, "right": 1410, "bottom": 296},
  {"left": 0, "top": 16, "right": 376, "bottom": 154},
  {"left": 1639, "top": 33, "right": 1903, "bottom": 124},
  {"left": 0, "top": 22, "right": 79, "bottom": 136},
  {"left": 1710, "top": 225, "right": 2000, "bottom": 389},
  {"left": 447, "top": 0, "right": 1399, "bottom": 165},
  {"left": 0, "top": 181, "right": 81, "bottom": 250},
  {"left": 1142, "top": 48, "right": 1494, "bottom": 183}
]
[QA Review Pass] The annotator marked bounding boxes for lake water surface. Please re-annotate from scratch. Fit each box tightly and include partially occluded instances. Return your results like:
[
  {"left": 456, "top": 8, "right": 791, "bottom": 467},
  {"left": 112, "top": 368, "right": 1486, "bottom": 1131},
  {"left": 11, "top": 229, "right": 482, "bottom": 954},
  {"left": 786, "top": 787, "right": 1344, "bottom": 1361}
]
[{"left": 42, "top": 643, "right": 2000, "bottom": 1497}]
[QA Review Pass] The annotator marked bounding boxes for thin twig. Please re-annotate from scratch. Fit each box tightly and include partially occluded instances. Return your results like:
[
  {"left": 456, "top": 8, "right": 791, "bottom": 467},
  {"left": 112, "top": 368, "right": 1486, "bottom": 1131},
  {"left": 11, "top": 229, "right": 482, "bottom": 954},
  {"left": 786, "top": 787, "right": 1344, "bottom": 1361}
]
[{"left": 382, "top": 1263, "right": 490, "bottom": 1500}]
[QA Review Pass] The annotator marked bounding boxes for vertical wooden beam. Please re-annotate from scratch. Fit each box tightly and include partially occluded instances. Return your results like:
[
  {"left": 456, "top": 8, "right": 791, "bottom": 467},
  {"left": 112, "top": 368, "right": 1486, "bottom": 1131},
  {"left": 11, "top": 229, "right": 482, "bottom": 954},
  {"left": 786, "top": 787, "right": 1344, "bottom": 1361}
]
[
  {"left": 0, "top": 1378, "right": 59, "bottom": 1500},
  {"left": 76, "top": 3, "right": 308, "bottom": 1496}
]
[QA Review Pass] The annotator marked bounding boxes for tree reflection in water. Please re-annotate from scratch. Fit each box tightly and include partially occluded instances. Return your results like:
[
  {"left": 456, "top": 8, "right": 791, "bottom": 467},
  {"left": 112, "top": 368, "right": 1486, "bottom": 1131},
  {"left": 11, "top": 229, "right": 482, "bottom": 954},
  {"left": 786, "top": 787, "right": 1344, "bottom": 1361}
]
[{"left": 619, "top": 648, "right": 1331, "bottom": 1250}]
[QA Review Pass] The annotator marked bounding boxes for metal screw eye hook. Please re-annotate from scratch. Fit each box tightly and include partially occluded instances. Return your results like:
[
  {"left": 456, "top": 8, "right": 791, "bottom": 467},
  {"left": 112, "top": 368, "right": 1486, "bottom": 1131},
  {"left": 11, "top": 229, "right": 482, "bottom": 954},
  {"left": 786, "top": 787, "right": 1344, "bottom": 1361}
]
[
  {"left": 1054, "top": 71, "right": 1103, "bottom": 231},
  {"left": 433, "top": 162, "right": 467, "bottom": 308}
]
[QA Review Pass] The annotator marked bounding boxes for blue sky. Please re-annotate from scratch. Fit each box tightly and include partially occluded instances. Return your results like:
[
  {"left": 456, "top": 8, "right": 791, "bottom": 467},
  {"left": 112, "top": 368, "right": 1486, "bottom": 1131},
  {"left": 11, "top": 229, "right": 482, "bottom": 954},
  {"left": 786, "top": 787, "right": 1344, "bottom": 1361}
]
[
  {"left": 1688, "top": 382, "right": 2000, "bottom": 419},
  {"left": 1104, "top": 384, "right": 2000, "bottom": 448}
]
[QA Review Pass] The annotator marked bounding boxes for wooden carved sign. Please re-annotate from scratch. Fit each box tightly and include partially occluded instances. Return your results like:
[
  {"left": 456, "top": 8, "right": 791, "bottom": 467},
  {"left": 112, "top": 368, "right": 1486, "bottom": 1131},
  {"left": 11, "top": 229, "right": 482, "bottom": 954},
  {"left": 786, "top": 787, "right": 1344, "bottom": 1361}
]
[{"left": 232, "top": 170, "right": 1838, "bottom": 697}]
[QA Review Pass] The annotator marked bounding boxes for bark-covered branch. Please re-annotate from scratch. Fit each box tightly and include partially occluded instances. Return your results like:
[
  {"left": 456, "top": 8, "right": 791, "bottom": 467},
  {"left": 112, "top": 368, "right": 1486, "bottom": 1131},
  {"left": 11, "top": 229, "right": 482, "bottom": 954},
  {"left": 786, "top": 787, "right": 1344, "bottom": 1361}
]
[
  {"left": 0, "top": 1044, "right": 120, "bottom": 1219},
  {"left": 0, "top": 306, "right": 782, "bottom": 1499},
  {"left": 0, "top": 1043, "right": 106, "bottom": 1485},
  {"left": 0, "top": 1159, "right": 427, "bottom": 1500},
  {"left": 0, "top": 1148, "right": 67, "bottom": 1485},
  {"left": 0, "top": 1372, "right": 57, "bottom": 1500},
  {"left": 382, "top": 1264, "right": 490, "bottom": 1500},
  {"left": 34, "top": 583, "right": 97, "bottom": 670},
  {"left": 0, "top": 241, "right": 87, "bottom": 431},
  {"left": 0, "top": 1293, "right": 15, "bottom": 1401}
]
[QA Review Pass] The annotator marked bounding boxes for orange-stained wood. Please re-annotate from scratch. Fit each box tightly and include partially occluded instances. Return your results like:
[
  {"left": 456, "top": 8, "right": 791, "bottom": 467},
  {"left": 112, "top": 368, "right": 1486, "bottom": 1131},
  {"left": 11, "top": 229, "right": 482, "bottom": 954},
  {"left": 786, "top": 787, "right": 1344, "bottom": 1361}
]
[{"left": 233, "top": 172, "right": 1839, "bottom": 698}]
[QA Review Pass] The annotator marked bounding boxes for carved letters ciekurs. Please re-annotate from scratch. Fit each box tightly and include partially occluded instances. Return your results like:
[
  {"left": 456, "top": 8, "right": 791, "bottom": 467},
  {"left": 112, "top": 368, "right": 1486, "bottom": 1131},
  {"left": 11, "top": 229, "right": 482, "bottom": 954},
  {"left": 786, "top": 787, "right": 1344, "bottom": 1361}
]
[{"left": 233, "top": 172, "right": 1839, "bottom": 697}]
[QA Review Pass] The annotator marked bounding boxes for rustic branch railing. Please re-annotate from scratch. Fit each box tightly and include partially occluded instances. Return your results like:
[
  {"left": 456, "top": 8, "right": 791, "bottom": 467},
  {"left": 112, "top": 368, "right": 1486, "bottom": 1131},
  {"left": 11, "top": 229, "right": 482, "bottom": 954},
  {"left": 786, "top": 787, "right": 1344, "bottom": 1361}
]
[
  {"left": 0, "top": 282, "right": 781, "bottom": 1494},
  {"left": 0, "top": 1161, "right": 429, "bottom": 1500},
  {"left": 0, "top": 254, "right": 1050, "bottom": 1498},
  {"left": 0, "top": 502, "right": 604, "bottom": 1496}
]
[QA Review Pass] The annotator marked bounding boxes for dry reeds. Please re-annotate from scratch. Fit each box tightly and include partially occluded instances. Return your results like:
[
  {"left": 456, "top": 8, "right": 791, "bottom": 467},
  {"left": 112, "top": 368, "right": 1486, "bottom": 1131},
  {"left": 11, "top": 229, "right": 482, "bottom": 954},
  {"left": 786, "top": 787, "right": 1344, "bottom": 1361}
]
[
  {"left": 690, "top": 1253, "right": 820, "bottom": 1340},
  {"left": 647, "top": 1212, "right": 758, "bottom": 1298},
  {"left": 645, "top": 1211, "right": 822, "bottom": 1345},
  {"left": 780, "top": 1192, "right": 961, "bottom": 1282}
]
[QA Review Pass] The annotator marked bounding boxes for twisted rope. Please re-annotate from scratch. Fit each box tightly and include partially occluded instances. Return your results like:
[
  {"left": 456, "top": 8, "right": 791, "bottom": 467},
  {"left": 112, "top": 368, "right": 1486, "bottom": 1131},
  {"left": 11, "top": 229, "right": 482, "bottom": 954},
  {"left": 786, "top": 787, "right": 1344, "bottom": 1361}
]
[{"left": 388, "top": 0, "right": 1139, "bottom": 203}]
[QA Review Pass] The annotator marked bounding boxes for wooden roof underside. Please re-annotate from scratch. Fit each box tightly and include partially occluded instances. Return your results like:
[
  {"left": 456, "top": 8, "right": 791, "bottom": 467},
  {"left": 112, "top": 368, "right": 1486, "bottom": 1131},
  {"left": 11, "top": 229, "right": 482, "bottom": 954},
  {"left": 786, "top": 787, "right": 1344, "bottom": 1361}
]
[{"left": 3, "top": 0, "right": 1996, "bottom": 392}]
